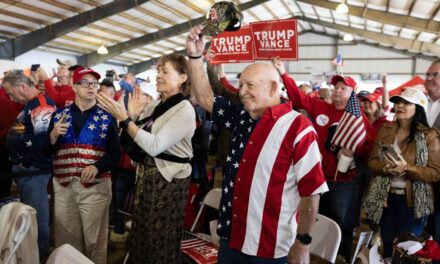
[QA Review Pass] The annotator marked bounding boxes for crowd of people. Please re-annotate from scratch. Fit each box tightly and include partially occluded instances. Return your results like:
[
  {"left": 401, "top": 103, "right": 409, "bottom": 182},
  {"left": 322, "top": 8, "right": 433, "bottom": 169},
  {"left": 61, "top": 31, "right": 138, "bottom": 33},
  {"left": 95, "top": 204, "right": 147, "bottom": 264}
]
[{"left": 0, "top": 25, "right": 440, "bottom": 264}]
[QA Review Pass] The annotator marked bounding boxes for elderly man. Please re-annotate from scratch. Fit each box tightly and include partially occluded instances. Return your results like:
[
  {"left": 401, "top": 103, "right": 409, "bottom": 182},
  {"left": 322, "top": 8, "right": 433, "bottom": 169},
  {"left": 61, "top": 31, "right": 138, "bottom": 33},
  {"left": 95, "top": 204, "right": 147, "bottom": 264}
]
[
  {"left": 425, "top": 60, "right": 440, "bottom": 248},
  {"left": 187, "top": 25, "right": 328, "bottom": 264},
  {"left": 273, "top": 58, "right": 375, "bottom": 262},
  {"left": 3, "top": 71, "right": 56, "bottom": 259},
  {"left": 49, "top": 67, "right": 120, "bottom": 264}
]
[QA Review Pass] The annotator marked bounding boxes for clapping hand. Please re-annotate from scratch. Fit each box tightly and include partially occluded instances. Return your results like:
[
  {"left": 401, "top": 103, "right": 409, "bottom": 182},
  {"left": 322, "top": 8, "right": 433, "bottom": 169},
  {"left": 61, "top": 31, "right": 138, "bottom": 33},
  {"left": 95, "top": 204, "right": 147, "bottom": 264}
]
[
  {"left": 127, "top": 85, "right": 150, "bottom": 121},
  {"left": 97, "top": 92, "right": 129, "bottom": 121}
]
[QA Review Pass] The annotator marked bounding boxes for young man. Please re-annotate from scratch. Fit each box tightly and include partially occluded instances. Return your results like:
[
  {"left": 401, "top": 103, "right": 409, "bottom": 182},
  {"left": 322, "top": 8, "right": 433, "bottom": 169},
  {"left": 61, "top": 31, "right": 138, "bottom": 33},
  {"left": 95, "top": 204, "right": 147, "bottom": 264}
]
[
  {"left": 3, "top": 71, "right": 56, "bottom": 259},
  {"left": 49, "top": 67, "right": 121, "bottom": 264},
  {"left": 187, "top": 25, "right": 328, "bottom": 264}
]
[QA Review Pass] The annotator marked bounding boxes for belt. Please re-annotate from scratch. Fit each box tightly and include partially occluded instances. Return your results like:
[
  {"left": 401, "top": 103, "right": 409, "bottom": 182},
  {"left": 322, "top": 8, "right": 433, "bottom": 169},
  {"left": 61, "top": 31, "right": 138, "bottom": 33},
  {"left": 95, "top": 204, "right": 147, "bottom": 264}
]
[{"left": 390, "top": 188, "right": 406, "bottom": 195}]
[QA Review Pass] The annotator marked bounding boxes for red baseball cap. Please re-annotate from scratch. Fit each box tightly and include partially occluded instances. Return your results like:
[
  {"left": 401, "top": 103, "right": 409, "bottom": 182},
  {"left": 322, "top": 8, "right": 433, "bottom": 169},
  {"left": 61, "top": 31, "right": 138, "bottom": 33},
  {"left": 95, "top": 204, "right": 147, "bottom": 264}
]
[
  {"left": 331, "top": 75, "right": 357, "bottom": 89},
  {"left": 357, "top": 90, "right": 380, "bottom": 103},
  {"left": 72, "top": 66, "right": 101, "bottom": 84}
]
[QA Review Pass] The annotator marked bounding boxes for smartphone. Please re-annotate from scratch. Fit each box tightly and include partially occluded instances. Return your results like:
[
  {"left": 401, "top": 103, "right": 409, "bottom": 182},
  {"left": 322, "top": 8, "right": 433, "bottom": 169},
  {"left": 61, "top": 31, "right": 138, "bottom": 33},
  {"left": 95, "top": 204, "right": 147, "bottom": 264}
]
[
  {"left": 380, "top": 144, "right": 400, "bottom": 160},
  {"left": 31, "top": 64, "right": 40, "bottom": 72},
  {"left": 59, "top": 113, "right": 67, "bottom": 124}
]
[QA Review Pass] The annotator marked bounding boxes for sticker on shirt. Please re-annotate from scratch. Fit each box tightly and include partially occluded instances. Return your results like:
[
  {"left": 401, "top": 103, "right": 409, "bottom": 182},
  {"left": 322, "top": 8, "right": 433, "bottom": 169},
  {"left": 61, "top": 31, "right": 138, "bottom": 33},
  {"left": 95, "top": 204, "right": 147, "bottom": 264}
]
[{"left": 316, "top": 114, "right": 329, "bottom": 126}]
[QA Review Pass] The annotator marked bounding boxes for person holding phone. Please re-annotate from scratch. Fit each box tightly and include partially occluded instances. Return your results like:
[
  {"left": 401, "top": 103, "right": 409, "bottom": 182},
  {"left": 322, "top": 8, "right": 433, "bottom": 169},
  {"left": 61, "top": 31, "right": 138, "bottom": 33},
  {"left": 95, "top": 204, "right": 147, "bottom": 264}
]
[{"left": 366, "top": 87, "right": 440, "bottom": 258}]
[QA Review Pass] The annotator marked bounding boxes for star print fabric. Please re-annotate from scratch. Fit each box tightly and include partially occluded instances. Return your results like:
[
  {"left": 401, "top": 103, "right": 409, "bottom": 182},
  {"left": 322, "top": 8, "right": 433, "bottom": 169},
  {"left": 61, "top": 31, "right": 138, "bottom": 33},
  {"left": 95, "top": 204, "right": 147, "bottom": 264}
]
[
  {"left": 212, "top": 96, "right": 257, "bottom": 239},
  {"left": 51, "top": 104, "right": 120, "bottom": 187},
  {"left": 6, "top": 94, "right": 56, "bottom": 171}
]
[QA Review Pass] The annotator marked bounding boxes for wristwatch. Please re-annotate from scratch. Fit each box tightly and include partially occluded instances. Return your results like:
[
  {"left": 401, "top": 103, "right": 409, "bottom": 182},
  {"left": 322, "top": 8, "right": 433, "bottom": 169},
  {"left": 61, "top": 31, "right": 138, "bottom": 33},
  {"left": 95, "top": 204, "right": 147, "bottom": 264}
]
[
  {"left": 119, "top": 117, "right": 132, "bottom": 130},
  {"left": 296, "top": 233, "right": 312, "bottom": 245}
]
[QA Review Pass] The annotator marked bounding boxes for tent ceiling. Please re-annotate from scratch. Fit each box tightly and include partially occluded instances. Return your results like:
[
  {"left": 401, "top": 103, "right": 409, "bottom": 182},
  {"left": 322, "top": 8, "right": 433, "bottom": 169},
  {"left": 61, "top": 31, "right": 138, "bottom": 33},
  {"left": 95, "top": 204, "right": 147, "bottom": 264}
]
[{"left": 0, "top": 0, "right": 438, "bottom": 66}]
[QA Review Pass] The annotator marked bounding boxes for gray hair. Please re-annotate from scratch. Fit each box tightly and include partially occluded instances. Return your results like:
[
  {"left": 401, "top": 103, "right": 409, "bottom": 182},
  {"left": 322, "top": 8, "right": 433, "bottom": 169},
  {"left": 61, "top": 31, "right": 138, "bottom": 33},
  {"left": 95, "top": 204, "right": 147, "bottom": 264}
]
[{"left": 1, "top": 71, "right": 33, "bottom": 88}]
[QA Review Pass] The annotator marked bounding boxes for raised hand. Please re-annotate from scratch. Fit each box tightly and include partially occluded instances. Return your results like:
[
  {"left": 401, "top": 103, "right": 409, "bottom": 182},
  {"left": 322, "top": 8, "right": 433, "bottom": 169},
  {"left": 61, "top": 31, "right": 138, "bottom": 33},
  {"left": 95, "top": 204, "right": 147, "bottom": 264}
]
[
  {"left": 271, "top": 57, "right": 286, "bottom": 75},
  {"left": 186, "top": 25, "right": 206, "bottom": 57},
  {"left": 128, "top": 85, "right": 150, "bottom": 121},
  {"left": 97, "top": 92, "right": 129, "bottom": 121}
]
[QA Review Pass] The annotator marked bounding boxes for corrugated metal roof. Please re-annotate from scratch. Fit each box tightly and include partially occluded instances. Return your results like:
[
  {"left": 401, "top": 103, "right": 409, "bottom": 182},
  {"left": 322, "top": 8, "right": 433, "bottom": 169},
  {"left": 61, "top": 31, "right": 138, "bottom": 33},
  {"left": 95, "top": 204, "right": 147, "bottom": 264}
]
[{"left": 0, "top": 0, "right": 438, "bottom": 66}]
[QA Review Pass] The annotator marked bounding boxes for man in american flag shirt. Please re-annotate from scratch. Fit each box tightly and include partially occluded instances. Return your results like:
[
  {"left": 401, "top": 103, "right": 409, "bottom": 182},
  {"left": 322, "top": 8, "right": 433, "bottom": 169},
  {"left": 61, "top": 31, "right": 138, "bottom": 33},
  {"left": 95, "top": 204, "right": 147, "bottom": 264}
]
[{"left": 187, "top": 26, "right": 328, "bottom": 264}]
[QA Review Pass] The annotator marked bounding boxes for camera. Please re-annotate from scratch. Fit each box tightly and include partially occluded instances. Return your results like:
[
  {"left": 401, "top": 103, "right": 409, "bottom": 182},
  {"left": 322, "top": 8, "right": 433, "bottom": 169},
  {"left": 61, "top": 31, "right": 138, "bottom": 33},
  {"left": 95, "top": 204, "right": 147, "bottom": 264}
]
[{"left": 105, "top": 70, "right": 115, "bottom": 78}]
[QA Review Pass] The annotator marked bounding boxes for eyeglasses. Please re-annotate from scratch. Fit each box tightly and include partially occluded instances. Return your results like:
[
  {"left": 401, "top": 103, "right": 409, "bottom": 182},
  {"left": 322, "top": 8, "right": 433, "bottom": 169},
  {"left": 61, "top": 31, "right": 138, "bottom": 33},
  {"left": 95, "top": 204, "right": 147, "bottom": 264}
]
[
  {"left": 75, "top": 80, "right": 99, "bottom": 88},
  {"left": 425, "top": 72, "right": 440, "bottom": 79}
]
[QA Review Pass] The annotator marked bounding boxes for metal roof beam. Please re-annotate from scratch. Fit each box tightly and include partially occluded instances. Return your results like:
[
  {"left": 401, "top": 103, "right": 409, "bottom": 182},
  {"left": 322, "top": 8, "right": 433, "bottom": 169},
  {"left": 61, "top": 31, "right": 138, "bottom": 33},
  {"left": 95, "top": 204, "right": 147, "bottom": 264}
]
[
  {"left": 128, "top": 31, "right": 313, "bottom": 74},
  {"left": 78, "top": 0, "right": 269, "bottom": 67},
  {"left": 296, "top": 0, "right": 440, "bottom": 35},
  {"left": 297, "top": 16, "right": 439, "bottom": 59},
  {"left": 0, "top": 0, "right": 151, "bottom": 59}
]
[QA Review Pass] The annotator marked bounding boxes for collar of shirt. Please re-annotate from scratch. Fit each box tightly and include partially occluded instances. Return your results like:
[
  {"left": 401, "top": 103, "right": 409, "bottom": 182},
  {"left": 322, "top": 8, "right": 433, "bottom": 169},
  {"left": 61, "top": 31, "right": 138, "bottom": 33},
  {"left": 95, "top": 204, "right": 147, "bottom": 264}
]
[
  {"left": 264, "top": 101, "right": 293, "bottom": 121},
  {"left": 71, "top": 103, "right": 97, "bottom": 114}
]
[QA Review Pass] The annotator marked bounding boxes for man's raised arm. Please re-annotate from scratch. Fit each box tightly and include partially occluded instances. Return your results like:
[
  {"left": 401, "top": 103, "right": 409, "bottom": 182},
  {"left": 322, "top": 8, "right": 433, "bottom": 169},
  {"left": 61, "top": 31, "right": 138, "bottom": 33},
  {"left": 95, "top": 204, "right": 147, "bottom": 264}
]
[{"left": 186, "top": 25, "right": 214, "bottom": 113}]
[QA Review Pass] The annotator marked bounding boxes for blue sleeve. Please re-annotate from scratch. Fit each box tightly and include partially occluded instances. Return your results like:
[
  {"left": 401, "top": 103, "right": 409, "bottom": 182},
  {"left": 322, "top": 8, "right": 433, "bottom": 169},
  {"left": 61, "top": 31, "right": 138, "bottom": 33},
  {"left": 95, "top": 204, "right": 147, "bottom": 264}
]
[{"left": 212, "top": 96, "right": 240, "bottom": 130}]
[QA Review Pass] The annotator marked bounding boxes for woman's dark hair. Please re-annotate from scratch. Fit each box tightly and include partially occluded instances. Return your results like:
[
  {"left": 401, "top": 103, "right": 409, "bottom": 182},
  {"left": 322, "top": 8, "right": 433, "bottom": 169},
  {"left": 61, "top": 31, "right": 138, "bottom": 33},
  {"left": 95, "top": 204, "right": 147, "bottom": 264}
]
[
  {"left": 407, "top": 105, "right": 429, "bottom": 143},
  {"left": 157, "top": 54, "right": 190, "bottom": 96}
]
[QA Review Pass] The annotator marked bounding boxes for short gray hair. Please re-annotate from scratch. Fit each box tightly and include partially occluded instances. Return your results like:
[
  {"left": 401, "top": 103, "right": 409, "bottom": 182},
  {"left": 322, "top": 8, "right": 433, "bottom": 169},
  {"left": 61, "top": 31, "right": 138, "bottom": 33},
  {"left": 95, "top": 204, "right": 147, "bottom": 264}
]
[{"left": 1, "top": 71, "right": 33, "bottom": 88}]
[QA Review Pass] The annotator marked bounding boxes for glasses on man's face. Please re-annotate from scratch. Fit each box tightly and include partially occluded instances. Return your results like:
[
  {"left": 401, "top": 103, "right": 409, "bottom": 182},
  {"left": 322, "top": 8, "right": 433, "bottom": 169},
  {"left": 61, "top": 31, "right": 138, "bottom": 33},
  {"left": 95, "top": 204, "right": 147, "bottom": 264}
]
[
  {"left": 425, "top": 72, "right": 440, "bottom": 79},
  {"left": 75, "top": 79, "right": 99, "bottom": 88}
]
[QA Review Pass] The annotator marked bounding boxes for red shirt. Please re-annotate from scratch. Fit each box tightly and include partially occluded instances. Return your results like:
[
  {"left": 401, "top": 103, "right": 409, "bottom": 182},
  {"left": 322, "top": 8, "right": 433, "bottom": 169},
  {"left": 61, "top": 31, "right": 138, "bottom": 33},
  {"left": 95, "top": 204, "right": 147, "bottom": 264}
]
[
  {"left": 219, "top": 77, "right": 238, "bottom": 94},
  {"left": 281, "top": 73, "right": 375, "bottom": 182},
  {"left": 44, "top": 79, "right": 74, "bottom": 108},
  {"left": 0, "top": 89, "right": 22, "bottom": 151}
]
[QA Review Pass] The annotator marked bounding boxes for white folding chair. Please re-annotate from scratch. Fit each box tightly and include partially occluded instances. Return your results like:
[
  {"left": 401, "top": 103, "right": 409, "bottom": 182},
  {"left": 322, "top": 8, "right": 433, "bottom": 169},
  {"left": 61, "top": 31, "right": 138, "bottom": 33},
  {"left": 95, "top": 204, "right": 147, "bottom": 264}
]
[
  {"left": 46, "top": 244, "right": 93, "bottom": 264},
  {"left": 190, "top": 188, "right": 221, "bottom": 233},
  {"left": 181, "top": 188, "right": 222, "bottom": 264},
  {"left": 310, "top": 214, "right": 342, "bottom": 263}
]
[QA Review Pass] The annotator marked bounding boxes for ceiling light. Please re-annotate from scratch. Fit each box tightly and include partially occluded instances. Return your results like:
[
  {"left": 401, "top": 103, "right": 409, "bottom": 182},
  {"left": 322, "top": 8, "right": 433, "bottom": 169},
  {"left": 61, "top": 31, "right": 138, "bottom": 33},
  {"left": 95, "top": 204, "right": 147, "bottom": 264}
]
[
  {"left": 97, "top": 44, "right": 108, "bottom": 55},
  {"left": 335, "top": 2, "right": 349, "bottom": 14},
  {"left": 343, "top": 33, "right": 353, "bottom": 41}
]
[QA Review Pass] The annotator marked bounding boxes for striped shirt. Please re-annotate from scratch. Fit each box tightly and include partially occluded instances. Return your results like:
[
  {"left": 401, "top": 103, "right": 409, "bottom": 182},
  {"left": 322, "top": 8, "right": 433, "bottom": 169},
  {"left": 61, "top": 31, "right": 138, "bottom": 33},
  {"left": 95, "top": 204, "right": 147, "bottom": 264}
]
[{"left": 213, "top": 96, "right": 328, "bottom": 258}]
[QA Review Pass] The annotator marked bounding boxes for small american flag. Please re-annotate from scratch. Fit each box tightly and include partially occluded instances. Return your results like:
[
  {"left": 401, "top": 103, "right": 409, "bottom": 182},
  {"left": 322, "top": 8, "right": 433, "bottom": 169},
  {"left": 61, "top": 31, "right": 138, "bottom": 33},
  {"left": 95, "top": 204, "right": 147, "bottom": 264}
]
[
  {"left": 331, "top": 91, "right": 366, "bottom": 152},
  {"left": 332, "top": 54, "right": 343, "bottom": 66}
]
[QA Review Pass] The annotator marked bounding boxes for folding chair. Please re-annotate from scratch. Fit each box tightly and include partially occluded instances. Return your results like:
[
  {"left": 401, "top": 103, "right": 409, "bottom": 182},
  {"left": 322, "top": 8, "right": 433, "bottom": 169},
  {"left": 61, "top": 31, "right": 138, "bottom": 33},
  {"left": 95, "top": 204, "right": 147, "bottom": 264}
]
[
  {"left": 181, "top": 188, "right": 221, "bottom": 264},
  {"left": 0, "top": 201, "right": 38, "bottom": 264},
  {"left": 46, "top": 244, "right": 93, "bottom": 264},
  {"left": 310, "top": 214, "right": 342, "bottom": 263}
]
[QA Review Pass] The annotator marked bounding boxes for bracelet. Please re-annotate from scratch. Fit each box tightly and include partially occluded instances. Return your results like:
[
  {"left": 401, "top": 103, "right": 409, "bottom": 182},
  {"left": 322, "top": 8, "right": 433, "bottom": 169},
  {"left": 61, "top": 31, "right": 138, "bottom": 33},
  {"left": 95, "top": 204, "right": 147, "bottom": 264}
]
[
  {"left": 188, "top": 54, "right": 203, "bottom": 59},
  {"left": 119, "top": 116, "right": 132, "bottom": 130}
]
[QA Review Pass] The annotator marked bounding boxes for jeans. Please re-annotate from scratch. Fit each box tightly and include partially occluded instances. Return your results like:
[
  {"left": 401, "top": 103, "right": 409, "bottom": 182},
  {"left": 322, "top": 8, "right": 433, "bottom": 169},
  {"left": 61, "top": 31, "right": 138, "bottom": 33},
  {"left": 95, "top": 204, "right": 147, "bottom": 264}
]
[
  {"left": 112, "top": 172, "right": 135, "bottom": 234},
  {"left": 13, "top": 165, "right": 51, "bottom": 257},
  {"left": 218, "top": 239, "right": 288, "bottom": 264},
  {"left": 0, "top": 150, "right": 12, "bottom": 199},
  {"left": 380, "top": 193, "right": 428, "bottom": 258},
  {"left": 319, "top": 181, "right": 355, "bottom": 261}
]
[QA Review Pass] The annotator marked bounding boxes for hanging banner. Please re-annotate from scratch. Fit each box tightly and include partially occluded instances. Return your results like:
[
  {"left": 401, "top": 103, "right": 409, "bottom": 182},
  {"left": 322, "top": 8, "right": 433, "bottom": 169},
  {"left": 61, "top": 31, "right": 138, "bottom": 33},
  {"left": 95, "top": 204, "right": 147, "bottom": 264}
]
[
  {"left": 210, "top": 26, "right": 255, "bottom": 64},
  {"left": 250, "top": 18, "right": 298, "bottom": 60}
]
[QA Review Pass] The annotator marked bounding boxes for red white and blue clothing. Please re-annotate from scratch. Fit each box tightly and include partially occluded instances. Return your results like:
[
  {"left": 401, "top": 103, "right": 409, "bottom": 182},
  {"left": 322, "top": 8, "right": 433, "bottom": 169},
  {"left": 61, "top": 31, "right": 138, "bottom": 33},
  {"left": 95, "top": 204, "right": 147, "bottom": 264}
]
[
  {"left": 7, "top": 94, "right": 56, "bottom": 175},
  {"left": 213, "top": 96, "right": 328, "bottom": 258},
  {"left": 281, "top": 73, "right": 375, "bottom": 182},
  {"left": 50, "top": 104, "right": 120, "bottom": 187}
]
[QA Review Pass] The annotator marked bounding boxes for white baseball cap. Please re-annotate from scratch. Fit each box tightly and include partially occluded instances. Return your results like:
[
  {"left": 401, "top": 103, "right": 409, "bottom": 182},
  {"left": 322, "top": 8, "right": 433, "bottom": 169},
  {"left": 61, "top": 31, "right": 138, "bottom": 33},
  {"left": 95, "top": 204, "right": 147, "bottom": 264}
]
[
  {"left": 389, "top": 87, "right": 428, "bottom": 113},
  {"left": 139, "top": 82, "right": 159, "bottom": 100}
]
